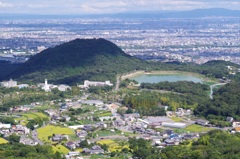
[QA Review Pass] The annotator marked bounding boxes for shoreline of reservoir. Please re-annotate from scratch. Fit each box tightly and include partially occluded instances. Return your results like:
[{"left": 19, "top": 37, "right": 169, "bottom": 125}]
[{"left": 121, "top": 70, "right": 217, "bottom": 84}]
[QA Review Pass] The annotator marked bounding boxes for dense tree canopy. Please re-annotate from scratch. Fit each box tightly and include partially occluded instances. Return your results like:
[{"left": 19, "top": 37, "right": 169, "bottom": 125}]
[
  {"left": 123, "top": 92, "right": 166, "bottom": 116},
  {"left": 195, "top": 82, "right": 240, "bottom": 121},
  {"left": 161, "top": 130, "right": 240, "bottom": 159},
  {"left": 0, "top": 143, "right": 60, "bottom": 159}
]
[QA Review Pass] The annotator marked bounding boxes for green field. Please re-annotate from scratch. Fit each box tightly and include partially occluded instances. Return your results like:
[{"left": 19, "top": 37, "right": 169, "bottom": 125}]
[
  {"left": 0, "top": 138, "right": 8, "bottom": 144},
  {"left": 97, "top": 139, "right": 129, "bottom": 152},
  {"left": 170, "top": 117, "right": 183, "bottom": 122},
  {"left": 52, "top": 144, "right": 70, "bottom": 154},
  {"left": 14, "top": 112, "right": 49, "bottom": 125},
  {"left": 183, "top": 124, "right": 214, "bottom": 133},
  {"left": 37, "top": 125, "right": 75, "bottom": 142},
  {"left": 32, "top": 105, "right": 57, "bottom": 110},
  {"left": 90, "top": 154, "right": 129, "bottom": 159},
  {"left": 95, "top": 129, "right": 121, "bottom": 137},
  {"left": 94, "top": 111, "right": 112, "bottom": 117}
]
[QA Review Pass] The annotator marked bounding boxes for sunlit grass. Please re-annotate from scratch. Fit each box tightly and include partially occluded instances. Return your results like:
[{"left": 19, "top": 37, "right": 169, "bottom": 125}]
[
  {"left": 37, "top": 125, "right": 75, "bottom": 142},
  {"left": 97, "top": 139, "right": 129, "bottom": 152},
  {"left": 183, "top": 124, "right": 213, "bottom": 133},
  {"left": 0, "top": 138, "right": 8, "bottom": 144},
  {"left": 52, "top": 144, "right": 70, "bottom": 154}
]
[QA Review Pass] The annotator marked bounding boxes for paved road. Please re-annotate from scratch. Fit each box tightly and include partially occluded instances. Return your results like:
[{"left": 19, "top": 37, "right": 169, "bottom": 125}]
[
  {"left": 32, "top": 130, "right": 44, "bottom": 145},
  {"left": 115, "top": 75, "right": 121, "bottom": 91},
  {"left": 210, "top": 83, "right": 226, "bottom": 99}
]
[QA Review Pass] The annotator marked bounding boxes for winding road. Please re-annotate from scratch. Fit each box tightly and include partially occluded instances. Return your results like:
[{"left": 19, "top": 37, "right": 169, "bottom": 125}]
[
  {"left": 209, "top": 83, "right": 227, "bottom": 99},
  {"left": 31, "top": 130, "right": 44, "bottom": 145}
]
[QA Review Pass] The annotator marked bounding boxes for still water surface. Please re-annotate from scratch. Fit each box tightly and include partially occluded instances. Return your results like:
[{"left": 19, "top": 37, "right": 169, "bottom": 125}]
[{"left": 130, "top": 74, "right": 203, "bottom": 84}]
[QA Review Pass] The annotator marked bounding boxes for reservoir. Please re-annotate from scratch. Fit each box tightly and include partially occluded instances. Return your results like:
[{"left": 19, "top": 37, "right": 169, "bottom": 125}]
[{"left": 130, "top": 74, "right": 203, "bottom": 84}]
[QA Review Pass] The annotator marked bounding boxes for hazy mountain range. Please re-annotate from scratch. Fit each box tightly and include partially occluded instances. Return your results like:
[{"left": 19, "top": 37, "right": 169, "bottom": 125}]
[{"left": 0, "top": 8, "right": 240, "bottom": 19}]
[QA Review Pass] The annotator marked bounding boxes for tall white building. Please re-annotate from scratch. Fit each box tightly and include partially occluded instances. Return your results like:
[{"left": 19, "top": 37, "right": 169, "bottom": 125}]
[{"left": 42, "top": 79, "right": 50, "bottom": 92}]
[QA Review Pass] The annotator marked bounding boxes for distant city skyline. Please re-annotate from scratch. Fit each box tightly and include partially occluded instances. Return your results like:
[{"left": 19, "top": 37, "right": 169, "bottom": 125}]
[{"left": 0, "top": 0, "right": 240, "bottom": 15}]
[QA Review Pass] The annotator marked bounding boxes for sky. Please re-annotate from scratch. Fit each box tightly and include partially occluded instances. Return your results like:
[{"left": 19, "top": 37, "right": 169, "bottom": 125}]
[{"left": 0, "top": 0, "right": 240, "bottom": 15}]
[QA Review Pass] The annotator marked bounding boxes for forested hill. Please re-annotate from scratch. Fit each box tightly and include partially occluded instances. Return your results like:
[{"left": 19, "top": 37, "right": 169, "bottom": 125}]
[
  {"left": 195, "top": 82, "right": 240, "bottom": 121},
  {"left": 5, "top": 38, "right": 151, "bottom": 85},
  {"left": 0, "top": 61, "right": 20, "bottom": 79},
  {"left": 2, "top": 38, "right": 240, "bottom": 85}
]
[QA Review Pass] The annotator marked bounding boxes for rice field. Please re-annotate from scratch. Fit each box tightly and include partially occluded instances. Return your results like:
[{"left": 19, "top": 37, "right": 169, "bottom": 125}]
[
  {"left": 183, "top": 124, "right": 214, "bottom": 133},
  {"left": 52, "top": 144, "right": 70, "bottom": 154},
  {"left": 37, "top": 125, "right": 75, "bottom": 142},
  {"left": 14, "top": 112, "right": 49, "bottom": 125},
  {"left": 97, "top": 139, "right": 129, "bottom": 152},
  {"left": 0, "top": 138, "right": 8, "bottom": 144}
]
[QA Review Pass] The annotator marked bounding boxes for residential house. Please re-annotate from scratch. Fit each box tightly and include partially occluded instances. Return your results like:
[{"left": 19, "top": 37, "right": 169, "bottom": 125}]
[
  {"left": 52, "top": 134, "right": 69, "bottom": 142},
  {"left": 232, "top": 121, "right": 240, "bottom": 127},
  {"left": 65, "top": 152, "right": 81, "bottom": 159},
  {"left": 183, "top": 133, "right": 199, "bottom": 140},
  {"left": 0, "top": 123, "right": 11, "bottom": 129},
  {"left": 114, "top": 118, "right": 125, "bottom": 127},
  {"left": 66, "top": 141, "right": 76, "bottom": 150},
  {"left": 82, "top": 145, "right": 104, "bottom": 155},
  {"left": 195, "top": 119, "right": 209, "bottom": 126},
  {"left": 12, "top": 125, "right": 30, "bottom": 134},
  {"left": 76, "top": 130, "right": 88, "bottom": 139},
  {"left": 234, "top": 127, "right": 240, "bottom": 132},
  {"left": 58, "top": 84, "right": 71, "bottom": 91},
  {"left": 20, "top": 136, "right": 37, "bottom": 146},
  {"left": 63, "top": 115, "right": 71, "bottom": 122},
  {"left": 164, "top": 138, "right": 180, "bottom": 146},
  {"left": 83, "top": 125, "right": 94, "bottom": 131},
  {"left": 90, "top": 145, "right": 104, "bottom": 154},
  {"left": 99, "top": 116, "right": 114, "bottom": 122},
  {"left": 152, "top": 137, "right": 162, "bottom": 146},
  {"left": 226, "top": 117, "right": 234, "bottom": 122}
]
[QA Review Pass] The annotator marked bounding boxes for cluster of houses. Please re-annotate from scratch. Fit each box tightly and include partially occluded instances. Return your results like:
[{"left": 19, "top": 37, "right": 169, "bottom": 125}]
[
  {"left": 0, "top": 123, "right": 30, "bottom": 135},
  {"left": 167, "top": 108, "right": 192, "bottom": 117},
  {"left": 227, "top": 117, "right": 240, "bottom": 133},
  {"left": 0, "top": 123, "right": 37, "bottom": 145},
  {"left": 64, "top": 145, "right": 105, "bottom": 159},
  {"left": 226, "top": 65, "right": 240, "bottom": 75}
]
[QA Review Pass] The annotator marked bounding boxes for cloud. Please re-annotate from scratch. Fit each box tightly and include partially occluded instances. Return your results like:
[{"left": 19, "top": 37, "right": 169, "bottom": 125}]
[
  {"left": 0, "top": 2, "right": 13, "bottom": 8},
  {"left": 26, "top": 4, "right": 49, "bottom": 9},
  {"left": 79, "top": 1, "right": 128, "bottom": 14},
  {"left": 0, "top": 0, "right": 239, "bottom": 14}
]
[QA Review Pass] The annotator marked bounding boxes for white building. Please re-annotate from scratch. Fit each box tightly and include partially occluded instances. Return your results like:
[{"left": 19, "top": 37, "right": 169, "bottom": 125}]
[
  {"left": 58, "top": 84, "right": 71, "bottom": 91},
  {"left": 1, "top": 79, "right": 17, "bottom": 88},
  {"left": 0, "top": 123, "right": 11, "bottom": 129},
  {"left": 38, "top": 79, "right": 71, "bottom": 92},
  {"left": 18, "top": 84, "right": 29, "bottom": 89},
  {"left": 79, "top": 80, "right": 113, "bottom": 88},
  {"left": 162, "top": 122, "right": 186, "bottom": 128},
  {"left": 42, "top": 79, "right": 50, "bottom": 92},
  {"left": 81, "top": 100, "right": 104, "bottom": 106}
]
